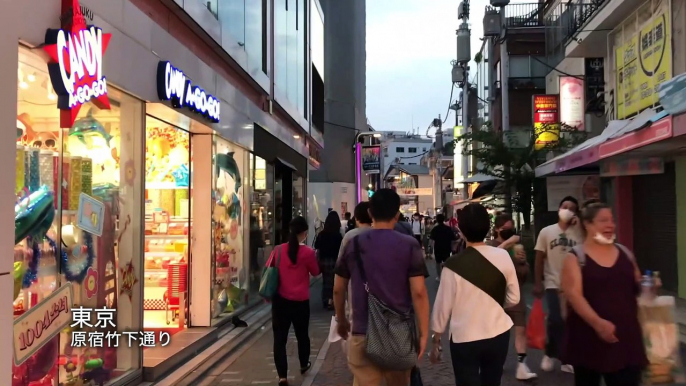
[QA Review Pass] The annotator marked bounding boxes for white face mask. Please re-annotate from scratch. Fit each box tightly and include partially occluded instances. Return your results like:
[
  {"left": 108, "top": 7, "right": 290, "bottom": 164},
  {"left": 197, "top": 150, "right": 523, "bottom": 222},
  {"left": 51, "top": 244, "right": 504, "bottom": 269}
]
[
  {"left": 593, "top": 232, "right": 616, "bottom": 245},
  {"left": 558, "top": 208, "right": 575, "bottom": 222}
]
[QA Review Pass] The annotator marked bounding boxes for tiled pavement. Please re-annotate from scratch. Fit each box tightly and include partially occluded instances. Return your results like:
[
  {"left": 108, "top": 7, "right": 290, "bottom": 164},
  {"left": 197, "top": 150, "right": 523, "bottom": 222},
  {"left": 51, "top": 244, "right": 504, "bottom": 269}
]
[{"left": 195, "top": 262, "right": 578, "bottom": 386}]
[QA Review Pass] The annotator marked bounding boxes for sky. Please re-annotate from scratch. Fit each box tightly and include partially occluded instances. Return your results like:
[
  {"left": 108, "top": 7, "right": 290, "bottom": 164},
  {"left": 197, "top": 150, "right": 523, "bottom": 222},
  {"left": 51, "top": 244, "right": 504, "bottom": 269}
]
[{"left": 366, "top": 0, "right": 489, "bottom": 136}]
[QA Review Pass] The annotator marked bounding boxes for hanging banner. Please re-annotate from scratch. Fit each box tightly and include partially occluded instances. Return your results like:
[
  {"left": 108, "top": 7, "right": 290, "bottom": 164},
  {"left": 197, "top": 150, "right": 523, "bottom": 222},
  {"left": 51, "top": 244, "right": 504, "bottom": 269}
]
[
  {"left": 615, "top": 4, "right": 671, "bottom": 119},
  {"left": 533, "top": 95, "right": 560, "bottom": 150},
  {"left": 397, "top": 187, "right": 433, "bottom": 196},
  {"left": 560, "top": 77, "right": 585, "bottom": 131},
  {"left": 585, "top": 58, "right": 605, "bottom": 113},
  {"left": 361, "top": 145, "right": 380, "bottom": 174}
]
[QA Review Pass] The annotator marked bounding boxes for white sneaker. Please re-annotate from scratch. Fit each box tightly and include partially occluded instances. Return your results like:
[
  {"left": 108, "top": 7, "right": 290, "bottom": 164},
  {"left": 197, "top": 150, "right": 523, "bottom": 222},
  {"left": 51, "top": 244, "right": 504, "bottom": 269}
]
[
  {"left": 516, "top": 362, "right": 538, "bottom": 380},
  {"left": 540, "top": 355, "right": 555, "bottom": 372},
  {"left": 561, "top": 364, "right": 574, "bottom": 373}
]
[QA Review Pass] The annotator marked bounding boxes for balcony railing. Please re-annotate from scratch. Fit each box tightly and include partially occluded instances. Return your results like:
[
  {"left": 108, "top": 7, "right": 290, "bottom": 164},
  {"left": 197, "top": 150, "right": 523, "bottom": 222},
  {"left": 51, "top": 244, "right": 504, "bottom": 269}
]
[
  {"left": 504, "top": 3, "right": 546, "bottom": 28},
  {"left": 545, "top": 0, "right": 608, "bottom": 70}
]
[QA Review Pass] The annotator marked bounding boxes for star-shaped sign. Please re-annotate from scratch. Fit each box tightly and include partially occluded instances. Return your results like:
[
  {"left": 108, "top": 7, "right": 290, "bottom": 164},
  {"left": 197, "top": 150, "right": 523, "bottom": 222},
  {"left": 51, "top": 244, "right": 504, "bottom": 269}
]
[
  {"left": 119, "top": 260, "right": 138, "bottom": 301},
  {"left": 43, "top": 0, "right": 111, "bottom": 128}
]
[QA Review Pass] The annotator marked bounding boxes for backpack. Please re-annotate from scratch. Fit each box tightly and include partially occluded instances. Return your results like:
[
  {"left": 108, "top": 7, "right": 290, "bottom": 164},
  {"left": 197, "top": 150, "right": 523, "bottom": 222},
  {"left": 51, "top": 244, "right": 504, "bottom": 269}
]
[{"left": 571, "top": 243, "right": 634, "bottom": 267}]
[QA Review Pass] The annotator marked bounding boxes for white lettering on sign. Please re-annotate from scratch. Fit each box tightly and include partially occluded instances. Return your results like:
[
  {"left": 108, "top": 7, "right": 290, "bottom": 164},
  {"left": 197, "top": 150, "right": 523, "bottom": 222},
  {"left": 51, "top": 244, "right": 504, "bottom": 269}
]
[
  {"left": 56, "top": 26, "right": 107, "bottom": 109},
  {"left": 157, "top": 61, "right": 221, "bottom": 123},
  {"left": 14, "top": 283, "right": 74, "bottom": 365}
]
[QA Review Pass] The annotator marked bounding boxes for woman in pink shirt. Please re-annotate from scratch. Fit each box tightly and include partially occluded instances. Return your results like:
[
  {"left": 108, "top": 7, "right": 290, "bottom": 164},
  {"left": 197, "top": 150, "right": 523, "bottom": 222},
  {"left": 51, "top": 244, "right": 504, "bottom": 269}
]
[{"left": 270, "top": 216, "right": 320, "bottom": 386}]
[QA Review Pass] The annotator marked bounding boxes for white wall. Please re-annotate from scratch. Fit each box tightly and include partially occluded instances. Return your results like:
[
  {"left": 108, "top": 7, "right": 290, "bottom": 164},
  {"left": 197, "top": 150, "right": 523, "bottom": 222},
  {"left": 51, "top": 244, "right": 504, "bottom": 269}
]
[
  {"left": 306, "top": 181, "right": 355, "bottom": 245},
  {"left": 382, "top": 138, "right": 433, "bottom": 175},
  {"left": 545, "top": 57, "right": 584, "bottom": 95}
]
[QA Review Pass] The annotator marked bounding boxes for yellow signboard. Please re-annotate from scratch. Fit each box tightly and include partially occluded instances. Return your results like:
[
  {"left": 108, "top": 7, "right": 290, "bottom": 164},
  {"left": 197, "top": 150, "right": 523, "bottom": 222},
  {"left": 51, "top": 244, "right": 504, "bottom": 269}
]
[{"left": 615, "top": 7, "right": 671, "bottom": 119}]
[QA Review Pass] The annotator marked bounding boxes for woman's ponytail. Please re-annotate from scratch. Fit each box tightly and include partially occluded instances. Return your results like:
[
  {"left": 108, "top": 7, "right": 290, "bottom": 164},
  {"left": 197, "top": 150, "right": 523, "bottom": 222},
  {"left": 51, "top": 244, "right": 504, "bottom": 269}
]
[{"left": 287, "top": 216, "right": 309, "bottom": 264}]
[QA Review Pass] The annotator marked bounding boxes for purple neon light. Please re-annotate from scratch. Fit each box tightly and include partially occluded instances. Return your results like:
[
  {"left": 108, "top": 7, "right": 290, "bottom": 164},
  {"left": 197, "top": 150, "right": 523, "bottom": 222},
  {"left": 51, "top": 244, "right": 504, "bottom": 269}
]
[{"left": 356, "top": 142, "right": 362, "bottom": 202}]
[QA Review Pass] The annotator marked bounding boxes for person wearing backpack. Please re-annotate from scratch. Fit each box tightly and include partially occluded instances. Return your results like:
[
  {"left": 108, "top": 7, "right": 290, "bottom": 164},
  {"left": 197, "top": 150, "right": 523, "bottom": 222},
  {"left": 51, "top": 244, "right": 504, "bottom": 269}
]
[
  {"left": 333, "top": 189, "right": 430, "bottom": 385},
  {"left": 560, "top": 202, "right": 649, "bottom": 386},
  {"left": 267, "top": 216, "right": 320, "bottom": 386}
]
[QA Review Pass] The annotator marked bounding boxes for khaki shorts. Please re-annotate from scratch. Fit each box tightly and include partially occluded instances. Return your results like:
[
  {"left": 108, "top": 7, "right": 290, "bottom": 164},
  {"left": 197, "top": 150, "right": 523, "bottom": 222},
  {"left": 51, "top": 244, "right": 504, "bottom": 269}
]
[{"left": 348, "top": 335, "right": 412, "bottom": 386}]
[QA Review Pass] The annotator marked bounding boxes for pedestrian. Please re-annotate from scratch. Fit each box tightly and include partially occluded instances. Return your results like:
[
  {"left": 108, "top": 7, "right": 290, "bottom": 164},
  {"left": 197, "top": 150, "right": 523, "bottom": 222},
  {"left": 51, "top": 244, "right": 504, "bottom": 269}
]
[
  {"left": 411, "top": 212, "right": 423, "bottom": 245},
  {"left": 269, "top": 216, "right": 320, "bottom": 386},
  {"left": 345, "top": 212, "right": 355, "bottom": 233},
  {"left": 430, "top": 203, "right": 520, "bottom": 386},
  {"left": 430, "top": 213, "right": 456, "bottom": 281},
  {"left": 534, "top": 196, "right": 582, "bottom": 373},
  {"left": 560, "top": 202, "right": 649, "bottom": 386},
  {"left": 333, "top": 189, "right": 430, "bottom": 386},
  {"left": 395, "top": 213, "right": 414, "bottom": 236},
  {"left": 337, "top": 202, "right": 373, "bottom": 322},
  {"left": 487, "top": 213, "right": 537, "bottom": 380},
  {"left": 315, "top": 211, "right": 344, "bottom": 309}
]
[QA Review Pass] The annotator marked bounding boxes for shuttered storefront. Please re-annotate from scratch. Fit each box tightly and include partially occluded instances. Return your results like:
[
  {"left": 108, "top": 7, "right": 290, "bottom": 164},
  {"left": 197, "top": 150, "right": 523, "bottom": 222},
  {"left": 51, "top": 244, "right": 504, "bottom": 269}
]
[{"left": 632, "top": 162, "right": 678, "bottom": 291}]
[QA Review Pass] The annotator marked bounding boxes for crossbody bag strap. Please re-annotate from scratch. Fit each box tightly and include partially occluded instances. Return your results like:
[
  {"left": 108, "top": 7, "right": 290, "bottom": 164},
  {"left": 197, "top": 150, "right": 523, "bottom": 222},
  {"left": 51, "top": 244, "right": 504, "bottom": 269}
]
[
  {"left": 353, "top": 236, "right": 369, "bottom": 292},
  {"left": 443, "top": 246, "right": 507, "bottom": 306}
]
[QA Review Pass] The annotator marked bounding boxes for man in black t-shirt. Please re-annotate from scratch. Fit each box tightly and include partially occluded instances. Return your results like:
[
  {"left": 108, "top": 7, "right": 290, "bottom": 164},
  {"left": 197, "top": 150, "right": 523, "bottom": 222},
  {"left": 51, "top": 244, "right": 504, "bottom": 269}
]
[{"left": 430, "top": 213, "right": 456, "bottom": 280}]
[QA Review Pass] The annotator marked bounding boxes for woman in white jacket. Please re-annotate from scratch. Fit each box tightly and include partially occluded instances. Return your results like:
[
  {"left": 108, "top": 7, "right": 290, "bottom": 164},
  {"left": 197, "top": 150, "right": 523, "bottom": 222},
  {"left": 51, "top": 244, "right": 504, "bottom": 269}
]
[{"left": 430, "top": 203, "right": 520, "bottom": 386}]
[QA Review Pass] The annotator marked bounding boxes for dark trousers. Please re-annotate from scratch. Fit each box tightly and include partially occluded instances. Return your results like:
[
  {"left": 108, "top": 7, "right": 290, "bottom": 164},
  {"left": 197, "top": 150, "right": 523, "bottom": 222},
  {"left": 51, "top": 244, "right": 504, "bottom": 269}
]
[
  {"left": 450, "top": 330, "right": 510, "bottom": 386},
  {"left": 545, "top": 289, "right": 565, "bottom": 359},
  {"left": 414, "top": 235, "right": 422, "bottom": 245},
  {"left": 574, "top": 366, "right": 641, "bottom": 386},
  {"left": 272, "top": 295, "right": 311, "bottom": 378},
  {"left": 319, "top": 257, "right": 336, "bottom": 306}
]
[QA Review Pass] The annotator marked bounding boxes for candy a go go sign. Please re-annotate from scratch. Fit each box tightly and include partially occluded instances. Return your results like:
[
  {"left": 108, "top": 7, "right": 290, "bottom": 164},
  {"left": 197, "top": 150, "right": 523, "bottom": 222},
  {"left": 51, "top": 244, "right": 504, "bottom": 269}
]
[
  {"left": 44, "top": 0, "right": 111, "bottom": 128},
  {"left": 13, "top": 283, "right": 74, "bottom": 365},
  {"left": 157, "top": 61, "right": 221, "bottom": 123}
]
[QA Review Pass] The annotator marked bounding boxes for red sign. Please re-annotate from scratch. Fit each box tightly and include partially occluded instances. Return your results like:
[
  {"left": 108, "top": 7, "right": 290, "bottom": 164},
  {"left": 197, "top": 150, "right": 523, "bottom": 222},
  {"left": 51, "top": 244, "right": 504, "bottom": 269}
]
[
  {"left": 599, "top": 117, "right": 673, "bottom": 158},
  {"left": 44, "top": 0, "right": 111, "bottom": 128},
  {"left": 533, "top": 95, "right": 560, "bottom": 150}
]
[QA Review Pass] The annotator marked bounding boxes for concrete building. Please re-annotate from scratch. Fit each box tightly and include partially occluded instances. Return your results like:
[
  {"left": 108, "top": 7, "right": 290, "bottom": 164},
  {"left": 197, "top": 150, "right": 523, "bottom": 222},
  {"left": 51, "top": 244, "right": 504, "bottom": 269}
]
[
  {"left": 307, "top": 0, "right": 367, "bottom": 239},
  {"left": 380, "top": 131, "right": 433, "bottom": 176}
]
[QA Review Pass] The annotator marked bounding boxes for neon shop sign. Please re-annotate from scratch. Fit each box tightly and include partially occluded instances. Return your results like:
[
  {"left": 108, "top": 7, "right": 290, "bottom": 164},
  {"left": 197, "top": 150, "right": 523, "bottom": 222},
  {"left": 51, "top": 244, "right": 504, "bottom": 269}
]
[
  {"left": 44, "top": 0, "right": 111, "bottom": 128},
  {"left": 157, "top": 61, "right": 221, "bottom": 123}
]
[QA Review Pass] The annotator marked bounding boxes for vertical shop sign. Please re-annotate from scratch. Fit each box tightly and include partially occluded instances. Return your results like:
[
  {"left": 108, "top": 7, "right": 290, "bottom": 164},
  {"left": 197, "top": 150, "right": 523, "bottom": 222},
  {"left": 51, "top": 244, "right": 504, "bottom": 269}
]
[
  {"left": 532, "top": 95, "right": 560, "bottom": 150},
  {"left": 14, "top": 283, "right": 74, "bottom": 365},
  {"left": 585, "top": 58, "right": 605, "bottom": 113},
  {"left": 560, "top": 77, "right": 585, "bottom": 131},
  {"left": 44, "top": 0, "right": 111, "bottom": 128},
  {"left": 361, "top": 145, "right": 381, "bottom": 174}
]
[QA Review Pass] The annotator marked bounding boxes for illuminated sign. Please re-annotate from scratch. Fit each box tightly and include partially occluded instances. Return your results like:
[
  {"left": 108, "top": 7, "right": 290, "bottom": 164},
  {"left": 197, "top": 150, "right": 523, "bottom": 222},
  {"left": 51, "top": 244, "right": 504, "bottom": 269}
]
[
  {"left": 157, "top": 61, "right": 221, "bottom": 123},
  {"left": 44, "top": 0, "right": 111, "bottom": 128},
  {"left": 532, "top": 95, "right": 560, "bottom": 150}
]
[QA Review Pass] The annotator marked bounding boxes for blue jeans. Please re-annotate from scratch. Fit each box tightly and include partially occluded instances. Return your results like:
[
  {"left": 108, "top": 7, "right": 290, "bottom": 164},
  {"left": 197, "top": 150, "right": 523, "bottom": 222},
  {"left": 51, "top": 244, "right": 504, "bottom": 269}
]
[{"left": 545, "top": 289, "right": 565, "bottom": 359}]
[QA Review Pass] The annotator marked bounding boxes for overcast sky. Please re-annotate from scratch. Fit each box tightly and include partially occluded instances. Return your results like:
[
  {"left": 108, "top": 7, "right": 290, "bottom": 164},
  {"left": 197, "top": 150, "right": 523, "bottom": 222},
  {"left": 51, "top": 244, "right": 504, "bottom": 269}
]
[{"left": 366, "top": 0, "right": 486, "bottom": 136}]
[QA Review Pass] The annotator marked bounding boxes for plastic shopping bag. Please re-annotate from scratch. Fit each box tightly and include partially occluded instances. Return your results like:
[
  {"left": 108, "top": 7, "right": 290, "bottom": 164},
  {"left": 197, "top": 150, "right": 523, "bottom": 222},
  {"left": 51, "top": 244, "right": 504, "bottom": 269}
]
[
  {"left": 327, "top": 316, "right": 348, "bottom": 354},
  {"left": 527, "top": 299, "right": 546, "bottom": 350},
  {"left": 639, "top": 296, "right": 686, "bottom": 385}
]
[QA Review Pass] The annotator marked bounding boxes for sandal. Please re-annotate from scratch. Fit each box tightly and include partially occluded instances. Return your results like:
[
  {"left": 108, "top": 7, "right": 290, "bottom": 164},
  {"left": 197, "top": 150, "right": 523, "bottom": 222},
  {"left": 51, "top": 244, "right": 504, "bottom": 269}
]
[{"left": 300, "top": 361, "right": 312, "bottom": 375}]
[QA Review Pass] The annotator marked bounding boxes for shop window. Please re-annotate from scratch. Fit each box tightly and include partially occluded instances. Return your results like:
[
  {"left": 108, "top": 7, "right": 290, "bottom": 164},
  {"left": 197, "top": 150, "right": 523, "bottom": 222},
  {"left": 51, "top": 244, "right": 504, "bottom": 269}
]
[
  {"left": 14, "top": 47, "right": 144, "bottom": 385},
  {"left": 249, "top": 155, "right": 274, "bottom": 294},
  {"left": 211, "top": 138, "right": 250, "bottom": 323},
  {"left": 143, "top": 116, "right": 191, "bottom": 334}
]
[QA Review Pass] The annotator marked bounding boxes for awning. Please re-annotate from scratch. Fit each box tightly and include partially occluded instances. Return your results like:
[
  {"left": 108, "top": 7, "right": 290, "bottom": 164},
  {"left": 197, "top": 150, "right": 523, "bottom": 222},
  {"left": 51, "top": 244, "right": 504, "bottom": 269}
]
[
  {"left": 456, "top": 173, "right": 502, "bottom": 184},
  {"left": 535, "top": 111, "right": 669, "bottom": 177},
  {"left": 277, "top": 157, "right": 297, "bottom": 171},
  {"left": 658, "top": 71, "right": 686, "bottom": 116}
]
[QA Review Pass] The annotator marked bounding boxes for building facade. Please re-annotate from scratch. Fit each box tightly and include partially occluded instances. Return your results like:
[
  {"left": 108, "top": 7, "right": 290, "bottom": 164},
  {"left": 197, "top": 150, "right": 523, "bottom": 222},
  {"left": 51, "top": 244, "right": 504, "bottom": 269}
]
[
  {"left": 380, "top": 131, "right": 433, "bottom": 176},
  {"left": 3, "top": 0, "right": 322, "bottom": 384},
  {"left": 538, "top": 0, "right": 686, "bottom": 296}
]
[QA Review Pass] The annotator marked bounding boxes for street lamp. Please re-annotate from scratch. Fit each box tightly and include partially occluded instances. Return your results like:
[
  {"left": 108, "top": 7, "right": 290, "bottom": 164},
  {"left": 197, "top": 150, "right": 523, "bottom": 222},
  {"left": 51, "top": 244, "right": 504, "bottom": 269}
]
[{"left": 355, "top": 132, "right": 382, "bottom": 203}]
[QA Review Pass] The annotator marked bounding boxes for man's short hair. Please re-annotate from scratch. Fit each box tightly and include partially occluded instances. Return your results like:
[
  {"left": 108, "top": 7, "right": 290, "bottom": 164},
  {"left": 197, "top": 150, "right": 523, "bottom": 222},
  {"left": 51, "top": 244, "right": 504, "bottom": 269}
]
[
  {"left": 353, "top": 202, "right": 372, "bottom": 225},
  {"left": 456, "top": 203, "right": 491, "bottom": 243},
  {"left": 344, "top": 212, "right": 352, "bottom": 220},
  {"left": 436, "top": 213, "right": 445, "bottom": 223},
  {"left": 369, "top": 189, "right": 400, "bottom": 222},
  {"left": 559, "top": 196, "right": 579, "bottom": 210}
]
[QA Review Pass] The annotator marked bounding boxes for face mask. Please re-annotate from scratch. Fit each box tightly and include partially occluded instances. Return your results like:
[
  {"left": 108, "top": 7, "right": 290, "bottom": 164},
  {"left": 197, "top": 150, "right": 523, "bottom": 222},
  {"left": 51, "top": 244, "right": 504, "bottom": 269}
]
[
  {"left": 593, "top": 232, "right": 616, "bottom": 245},
  {"left": 558, "top": 208, "right": 575, "bottom": 222},
  {"left": 499, "top": 229, "right": 516, "bottom": 240}
]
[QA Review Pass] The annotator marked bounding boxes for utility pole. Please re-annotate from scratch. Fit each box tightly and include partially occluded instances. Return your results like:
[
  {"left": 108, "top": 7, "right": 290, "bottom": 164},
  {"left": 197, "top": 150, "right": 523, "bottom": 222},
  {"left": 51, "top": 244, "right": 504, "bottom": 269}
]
[
  {"left": 457, "top": 0, "right": 471, "bottom": 199},
  {"left": 500, "top": 8, "right": 510, "bottom": 132}
]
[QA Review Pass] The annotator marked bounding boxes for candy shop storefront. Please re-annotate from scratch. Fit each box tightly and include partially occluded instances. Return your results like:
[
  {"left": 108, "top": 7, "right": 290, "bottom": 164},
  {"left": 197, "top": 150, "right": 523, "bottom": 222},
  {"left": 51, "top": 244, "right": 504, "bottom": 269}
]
[{"left": 3, "top": 0, "right": 256, "bottom": 385}]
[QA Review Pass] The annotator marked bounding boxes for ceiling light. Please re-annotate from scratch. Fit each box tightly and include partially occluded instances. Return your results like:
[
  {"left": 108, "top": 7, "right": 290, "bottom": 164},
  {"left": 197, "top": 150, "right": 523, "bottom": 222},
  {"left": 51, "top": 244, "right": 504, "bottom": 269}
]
[
  {"left": 19, "top": 81, "right": 29, "bottom": 89},
  {"left": 27, "top": 73, "right": 36, "bottom": 82},
  {"left": 293, "top": 135, "right": 300, "bottom": 139}
]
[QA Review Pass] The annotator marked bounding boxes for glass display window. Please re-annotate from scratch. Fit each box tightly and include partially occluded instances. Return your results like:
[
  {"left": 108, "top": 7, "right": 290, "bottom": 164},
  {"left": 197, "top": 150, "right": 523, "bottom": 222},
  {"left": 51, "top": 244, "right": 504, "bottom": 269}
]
[
  {"left": 211, "top": 137, "right": 249, "bottom": 323},
  {"left": 14, "top": 47, "right": 144, "bottom": 386},
  {"left": 248, "top": 155, "right": 274, "bottom": 294},
  {"left": 143, "top": 117, "right": 191, "bottom": 335}
]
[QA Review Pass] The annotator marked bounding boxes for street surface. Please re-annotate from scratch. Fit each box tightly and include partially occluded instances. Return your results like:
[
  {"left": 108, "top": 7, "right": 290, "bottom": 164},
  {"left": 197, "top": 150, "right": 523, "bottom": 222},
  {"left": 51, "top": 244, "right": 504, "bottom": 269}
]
[{"left": 195, "top": 260, "right": 576, "bottom": 386}]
